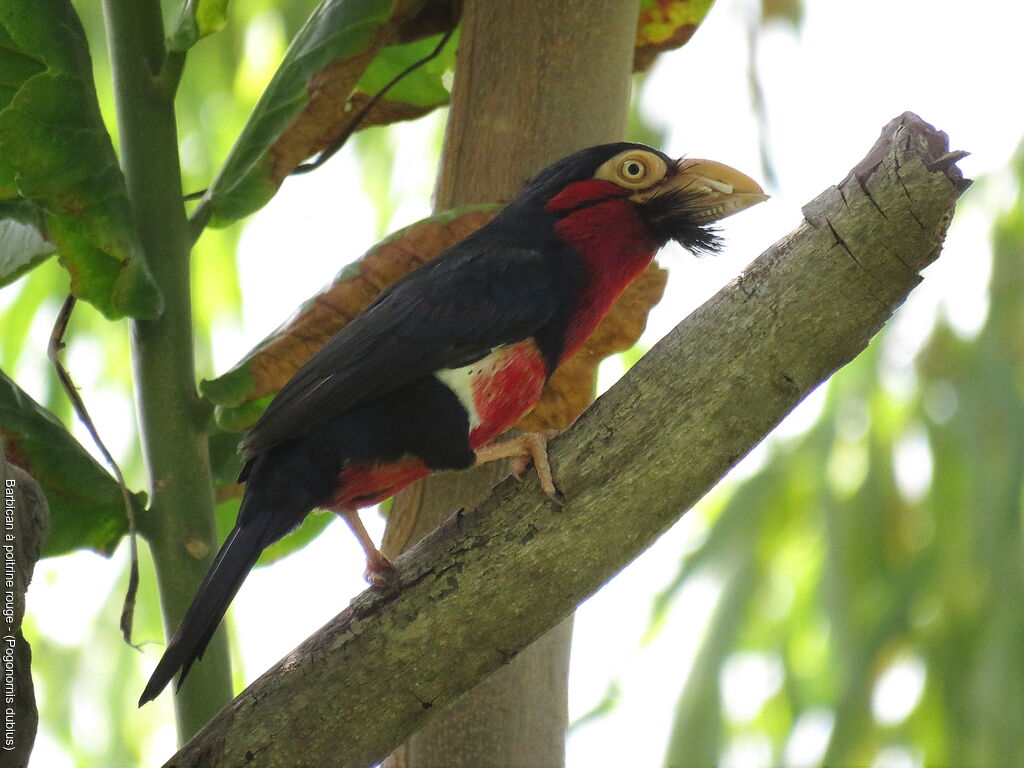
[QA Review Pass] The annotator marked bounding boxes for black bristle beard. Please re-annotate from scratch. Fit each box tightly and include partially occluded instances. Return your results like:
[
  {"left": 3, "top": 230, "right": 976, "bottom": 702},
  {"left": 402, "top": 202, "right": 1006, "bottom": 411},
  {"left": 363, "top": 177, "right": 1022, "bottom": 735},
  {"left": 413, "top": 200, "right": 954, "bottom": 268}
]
[{"left": 640, "top": 188, "right": 724, "bottom": 256}]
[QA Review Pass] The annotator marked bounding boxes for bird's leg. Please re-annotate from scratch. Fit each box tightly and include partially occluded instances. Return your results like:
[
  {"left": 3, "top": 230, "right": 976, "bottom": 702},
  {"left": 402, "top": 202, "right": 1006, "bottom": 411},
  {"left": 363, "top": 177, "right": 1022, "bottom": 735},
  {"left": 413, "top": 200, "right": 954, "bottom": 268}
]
[
  {"left": 474, "top": 430, "right": 564, "bottom": 504},
  {"left": 337, "top": 508, "right": 394, "bottom": 587}
]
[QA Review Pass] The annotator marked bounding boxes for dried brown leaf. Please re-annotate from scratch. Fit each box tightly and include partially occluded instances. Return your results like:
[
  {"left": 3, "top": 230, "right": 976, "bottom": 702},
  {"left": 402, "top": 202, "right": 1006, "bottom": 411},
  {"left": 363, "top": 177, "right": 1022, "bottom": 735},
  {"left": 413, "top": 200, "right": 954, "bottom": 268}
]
[{"left": 268, "top": 48, "right": 384, "bottom": 184}]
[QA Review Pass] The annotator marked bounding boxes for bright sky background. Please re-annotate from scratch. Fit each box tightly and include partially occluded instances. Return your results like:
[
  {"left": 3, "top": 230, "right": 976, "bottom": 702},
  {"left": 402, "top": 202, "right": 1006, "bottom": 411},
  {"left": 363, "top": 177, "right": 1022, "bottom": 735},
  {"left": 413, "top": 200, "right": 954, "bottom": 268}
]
[{"left": 20, "top": 0, "right": 1024, "bottom": 765}]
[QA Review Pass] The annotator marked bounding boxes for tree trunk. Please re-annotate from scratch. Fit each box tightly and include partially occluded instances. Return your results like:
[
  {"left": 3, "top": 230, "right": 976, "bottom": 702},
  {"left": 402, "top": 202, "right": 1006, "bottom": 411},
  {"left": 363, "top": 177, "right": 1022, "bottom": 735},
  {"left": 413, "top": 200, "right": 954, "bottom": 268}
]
[{"left": 381, "top": 2, "right": 639, "bottom": 765}]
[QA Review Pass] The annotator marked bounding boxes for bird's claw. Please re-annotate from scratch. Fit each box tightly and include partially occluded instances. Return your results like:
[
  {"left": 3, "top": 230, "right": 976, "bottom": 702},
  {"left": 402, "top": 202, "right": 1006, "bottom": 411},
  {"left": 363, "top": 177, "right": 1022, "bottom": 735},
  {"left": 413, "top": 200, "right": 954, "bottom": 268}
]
[
  {"left": 509, "top": 455, "right": 530, "bottom": 480},
  {"left": 523, "top": 429, "right": 562, "bottom": 502},
  {"left": 475, "top": 430, "right": 565, "bottom": 504},
  {"left": 364, "top": 550, "right": 396, "bottom": 588}
]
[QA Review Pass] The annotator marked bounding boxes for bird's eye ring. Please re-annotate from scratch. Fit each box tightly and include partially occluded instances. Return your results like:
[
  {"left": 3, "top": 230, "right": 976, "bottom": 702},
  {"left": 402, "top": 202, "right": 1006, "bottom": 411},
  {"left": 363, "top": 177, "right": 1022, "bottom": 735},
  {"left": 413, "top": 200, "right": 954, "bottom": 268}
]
[
  {"left": 621, "top": 159, "right": 647, "bottom": 180},
  {"left": 594, "top": 149, "right": 666, "bottom": 189}
]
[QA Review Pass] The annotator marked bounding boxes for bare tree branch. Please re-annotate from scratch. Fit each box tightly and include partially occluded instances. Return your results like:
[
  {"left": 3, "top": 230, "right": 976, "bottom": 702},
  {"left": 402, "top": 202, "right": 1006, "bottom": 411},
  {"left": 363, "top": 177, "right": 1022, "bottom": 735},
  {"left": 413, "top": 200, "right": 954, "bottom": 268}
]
[{"left": 165, "top": 113, "right": 969, "bottom": 768}]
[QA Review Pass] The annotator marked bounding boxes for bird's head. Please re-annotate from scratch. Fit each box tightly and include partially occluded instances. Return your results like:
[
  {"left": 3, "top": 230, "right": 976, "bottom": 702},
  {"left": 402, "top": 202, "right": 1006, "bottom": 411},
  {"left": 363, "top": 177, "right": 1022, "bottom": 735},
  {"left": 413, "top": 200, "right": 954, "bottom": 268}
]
[{"left": 508, "top": 142, "right": 767, "bottom": 256}]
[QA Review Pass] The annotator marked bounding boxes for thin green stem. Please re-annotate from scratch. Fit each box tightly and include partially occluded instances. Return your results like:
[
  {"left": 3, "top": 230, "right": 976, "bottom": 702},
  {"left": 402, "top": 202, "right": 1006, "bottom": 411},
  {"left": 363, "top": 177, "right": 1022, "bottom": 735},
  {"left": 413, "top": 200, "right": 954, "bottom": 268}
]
[
  {"left": 187, "top": 197, "right": 212, "bottom": 245},
  {"left": 155, "top": 50, "right": 187, "bottom": 101},
  {"left": 101, "top": 0, "right": 232, "bottom": 743}
]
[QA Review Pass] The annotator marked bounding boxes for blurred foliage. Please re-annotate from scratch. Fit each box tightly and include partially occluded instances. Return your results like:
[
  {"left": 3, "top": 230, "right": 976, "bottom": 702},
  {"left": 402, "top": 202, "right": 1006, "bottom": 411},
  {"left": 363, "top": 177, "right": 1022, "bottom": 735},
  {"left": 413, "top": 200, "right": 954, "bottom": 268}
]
[
  {"left": 635, "top": 0, "right": 716, "bottom": 71},
  {"left": 761, "top": 0, "right": 804, "bottom": 27},
  {"left": 28, "top": 542, "right": 169, "bottom": 765},
  {"left": 745, "top": 0, "right": 805, "bottom": 189},
  {"left": 656, "top": 151, "right": 1024, "bottom": 766}
]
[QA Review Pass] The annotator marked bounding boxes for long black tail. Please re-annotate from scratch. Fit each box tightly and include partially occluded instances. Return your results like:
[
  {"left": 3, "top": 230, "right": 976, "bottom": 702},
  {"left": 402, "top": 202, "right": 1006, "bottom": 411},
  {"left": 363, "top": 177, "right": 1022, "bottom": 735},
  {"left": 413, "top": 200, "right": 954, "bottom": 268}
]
[{"left": 138, "top": 523, "right": 265, "bottom": 706}]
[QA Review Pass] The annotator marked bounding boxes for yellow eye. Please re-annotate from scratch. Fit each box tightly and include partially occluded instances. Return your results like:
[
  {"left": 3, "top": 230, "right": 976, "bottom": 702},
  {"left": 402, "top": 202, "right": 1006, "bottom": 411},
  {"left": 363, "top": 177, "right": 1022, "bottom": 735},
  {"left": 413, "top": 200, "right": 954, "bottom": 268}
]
[{"left": 621, "top": 159, "right": 647, "bottom": 180}]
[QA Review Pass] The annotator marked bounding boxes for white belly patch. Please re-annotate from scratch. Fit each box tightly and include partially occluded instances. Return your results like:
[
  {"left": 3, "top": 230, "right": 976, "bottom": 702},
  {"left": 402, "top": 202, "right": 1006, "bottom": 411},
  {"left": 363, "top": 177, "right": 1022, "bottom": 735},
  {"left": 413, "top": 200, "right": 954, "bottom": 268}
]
[{"left": 435, "top": 355, "right": 493, "bottom": 429}]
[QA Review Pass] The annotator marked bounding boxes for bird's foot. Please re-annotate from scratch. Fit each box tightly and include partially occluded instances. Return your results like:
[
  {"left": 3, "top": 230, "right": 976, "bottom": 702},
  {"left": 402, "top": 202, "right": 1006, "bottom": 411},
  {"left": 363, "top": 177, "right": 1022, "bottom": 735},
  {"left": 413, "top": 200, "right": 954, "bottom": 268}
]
[
  {"left": 337, "top": 507, "right": 396, "bottom": 587},
  {"left": 364, "top": 549, "right": 396, "bottom": 588},
  {"left": 475, "top": 430, "right": 565, "bottom": 505}
]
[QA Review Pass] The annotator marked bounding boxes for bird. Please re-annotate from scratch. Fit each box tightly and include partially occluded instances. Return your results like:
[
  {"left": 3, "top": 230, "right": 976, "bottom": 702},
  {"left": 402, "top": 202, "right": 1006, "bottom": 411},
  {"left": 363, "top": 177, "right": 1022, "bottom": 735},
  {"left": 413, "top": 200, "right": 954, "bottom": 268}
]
[{"left": 139, "top": 142, "right": 766, "bottom": 705}]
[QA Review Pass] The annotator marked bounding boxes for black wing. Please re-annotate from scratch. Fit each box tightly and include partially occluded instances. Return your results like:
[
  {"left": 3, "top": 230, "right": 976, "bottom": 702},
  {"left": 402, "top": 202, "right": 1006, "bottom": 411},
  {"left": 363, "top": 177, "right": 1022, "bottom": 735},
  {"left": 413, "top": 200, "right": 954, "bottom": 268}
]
[{"left": 239, "top": 242, "right": 561, "bottom": 459}]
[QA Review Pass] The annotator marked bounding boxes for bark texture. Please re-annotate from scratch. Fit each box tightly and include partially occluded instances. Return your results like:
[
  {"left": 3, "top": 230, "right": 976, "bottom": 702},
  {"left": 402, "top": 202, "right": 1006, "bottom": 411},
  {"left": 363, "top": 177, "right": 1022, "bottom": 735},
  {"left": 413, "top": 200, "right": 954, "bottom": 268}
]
[
  {"left": 383, "top": 1, "right": 639, "bottom": 765},
  {"left": 0, "top": 447, "right": 49, "bottom": 768},
  {"left": 165, "top": 114, "right": 968, "bottom": 768}
]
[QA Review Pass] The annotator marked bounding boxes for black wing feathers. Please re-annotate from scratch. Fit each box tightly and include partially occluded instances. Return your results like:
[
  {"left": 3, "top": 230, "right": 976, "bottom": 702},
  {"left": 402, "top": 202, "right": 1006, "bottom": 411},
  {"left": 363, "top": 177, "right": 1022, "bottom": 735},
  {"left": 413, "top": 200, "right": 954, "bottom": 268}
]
[{"left": 240, "top": 242, "right": 561, "bottom": 459}]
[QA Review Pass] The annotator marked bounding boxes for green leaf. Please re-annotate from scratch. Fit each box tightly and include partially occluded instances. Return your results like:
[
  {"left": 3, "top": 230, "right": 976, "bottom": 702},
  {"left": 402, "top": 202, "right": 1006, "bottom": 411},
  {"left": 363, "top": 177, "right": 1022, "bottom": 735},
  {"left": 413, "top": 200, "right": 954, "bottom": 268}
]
[
  {"left": 351, "top": 30, "right": 455, "bottom": 113},
  {"left": 0, "top": 26, "right": 44, "bottom": 113},
  {"left": 0, "top": 369, "right": 145, "bottom": 557},
  {"left": 167, "top": 0, "right": 232, "bottom": 52},
  {"left": 0, "top": 199, "right": 55, "bottom": 287},
  {"left": 0, "top": 0, "right": 161, "bottom": 319},
  {"left": 204, "top": 0, "right": 396, "bottom": 224}
]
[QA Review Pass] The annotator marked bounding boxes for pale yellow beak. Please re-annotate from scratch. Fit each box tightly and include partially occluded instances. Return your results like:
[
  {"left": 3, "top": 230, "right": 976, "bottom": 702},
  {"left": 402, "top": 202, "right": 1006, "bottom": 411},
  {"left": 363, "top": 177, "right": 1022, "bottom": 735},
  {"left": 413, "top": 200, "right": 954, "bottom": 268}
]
[{"left": 655, "top": 158, "right": 768, "bottom": 224}]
